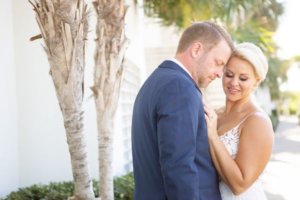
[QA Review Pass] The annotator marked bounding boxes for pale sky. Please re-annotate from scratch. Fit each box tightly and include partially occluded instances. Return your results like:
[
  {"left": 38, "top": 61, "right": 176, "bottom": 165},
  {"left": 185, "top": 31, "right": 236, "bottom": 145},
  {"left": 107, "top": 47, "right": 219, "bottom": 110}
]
[
  {"left": 274, "top": 0, "right": 300, "bottom": 92},
  {"left": 274, "top": 0, "right": 300, "bottom": 59}
]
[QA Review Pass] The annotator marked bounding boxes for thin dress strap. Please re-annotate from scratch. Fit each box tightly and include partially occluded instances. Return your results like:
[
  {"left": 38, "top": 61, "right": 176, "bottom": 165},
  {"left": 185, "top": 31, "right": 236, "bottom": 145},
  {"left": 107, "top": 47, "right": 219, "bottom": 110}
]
[
  {"left": 236, "top": 111, "right": 258, "bottom": 128},
  {"left": 219, "top": 111, "right": 259, "bottom": 138}
]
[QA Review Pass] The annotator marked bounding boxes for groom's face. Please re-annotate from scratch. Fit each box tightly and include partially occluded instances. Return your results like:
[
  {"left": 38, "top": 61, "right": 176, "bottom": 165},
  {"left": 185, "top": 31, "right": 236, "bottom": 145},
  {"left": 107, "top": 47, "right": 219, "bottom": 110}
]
[{"left": 195, "top": 39, "right": 231, "bottom": 88}]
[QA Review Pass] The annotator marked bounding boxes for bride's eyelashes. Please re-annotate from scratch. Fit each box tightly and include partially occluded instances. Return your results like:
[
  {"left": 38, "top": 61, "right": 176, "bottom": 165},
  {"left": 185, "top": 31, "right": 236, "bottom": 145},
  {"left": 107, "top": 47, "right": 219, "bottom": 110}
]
[{"left": 224, "top": 72, "right": 249, "bottom": 82}]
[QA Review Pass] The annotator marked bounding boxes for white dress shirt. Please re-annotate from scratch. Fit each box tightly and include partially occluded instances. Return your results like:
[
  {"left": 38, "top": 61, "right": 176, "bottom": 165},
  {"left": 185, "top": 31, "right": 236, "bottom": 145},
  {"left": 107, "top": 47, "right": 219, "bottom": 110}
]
[{"left": 168, "top": 58, "right": 192, "bottom": 78}]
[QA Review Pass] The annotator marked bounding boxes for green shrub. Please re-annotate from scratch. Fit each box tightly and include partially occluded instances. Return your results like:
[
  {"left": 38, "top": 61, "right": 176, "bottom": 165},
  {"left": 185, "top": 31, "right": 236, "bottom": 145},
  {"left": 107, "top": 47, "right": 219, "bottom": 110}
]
[
  {"left": 270, "top": 109, "right": 279, "bottom": 131},
  {"left": 114, "top": 172, "right": 134, "bottom": 200},
  {"left": 4, "top": 182, "right": 74, "bottom": 200},
  {"left": 3, "top": 173, "right": 134, "bottom": 200}
]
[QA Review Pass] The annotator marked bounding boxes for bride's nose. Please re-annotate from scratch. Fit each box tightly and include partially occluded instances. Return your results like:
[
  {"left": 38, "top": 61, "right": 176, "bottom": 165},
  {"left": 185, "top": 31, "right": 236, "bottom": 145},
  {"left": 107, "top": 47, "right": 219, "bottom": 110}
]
[{"left": 229, "top": 77, "right": 239, "bottom": 86}]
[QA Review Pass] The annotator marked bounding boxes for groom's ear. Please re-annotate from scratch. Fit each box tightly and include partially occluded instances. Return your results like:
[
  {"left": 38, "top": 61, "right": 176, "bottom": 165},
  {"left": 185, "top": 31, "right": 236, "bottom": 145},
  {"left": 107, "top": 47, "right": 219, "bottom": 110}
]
[{"left": 191, "top": 41, "right": 204, "bottom": 58}]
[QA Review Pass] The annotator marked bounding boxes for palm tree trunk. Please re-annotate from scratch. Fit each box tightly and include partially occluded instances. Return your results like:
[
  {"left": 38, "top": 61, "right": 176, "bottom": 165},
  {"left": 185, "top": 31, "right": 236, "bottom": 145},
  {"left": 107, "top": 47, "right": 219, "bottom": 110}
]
[
  {"left": 92, "top": 0, "right": 128, "bottom": 199},
  {"left": 29, "top": 0, "right": 95, "bottom": 199}
]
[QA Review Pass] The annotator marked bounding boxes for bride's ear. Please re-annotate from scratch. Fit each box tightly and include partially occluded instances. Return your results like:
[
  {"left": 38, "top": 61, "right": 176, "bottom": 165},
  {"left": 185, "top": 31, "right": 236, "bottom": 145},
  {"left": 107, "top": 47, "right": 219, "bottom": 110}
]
[{"left": 253, "top": 78, "right": 261, "bottom": 90}]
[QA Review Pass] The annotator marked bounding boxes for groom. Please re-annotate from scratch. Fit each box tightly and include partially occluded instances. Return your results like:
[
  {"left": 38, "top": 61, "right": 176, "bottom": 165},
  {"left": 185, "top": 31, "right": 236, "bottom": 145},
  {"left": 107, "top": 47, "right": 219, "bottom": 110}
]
[{"left": 131, "top": 21, "right": 233, "bottom": 200}]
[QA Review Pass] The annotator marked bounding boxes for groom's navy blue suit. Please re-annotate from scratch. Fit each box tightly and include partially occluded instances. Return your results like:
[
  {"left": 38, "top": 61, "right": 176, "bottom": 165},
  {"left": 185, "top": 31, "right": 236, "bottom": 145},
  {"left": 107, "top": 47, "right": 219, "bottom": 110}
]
[{"left": 131, "top": 60, "right": 221, "bottom": 200}]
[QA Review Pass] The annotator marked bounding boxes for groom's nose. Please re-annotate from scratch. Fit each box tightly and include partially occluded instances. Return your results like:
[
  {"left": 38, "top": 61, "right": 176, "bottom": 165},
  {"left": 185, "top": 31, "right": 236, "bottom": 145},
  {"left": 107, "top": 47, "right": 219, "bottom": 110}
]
[{"left": 215, "top": 69, "right": 223, "bottom": 78}]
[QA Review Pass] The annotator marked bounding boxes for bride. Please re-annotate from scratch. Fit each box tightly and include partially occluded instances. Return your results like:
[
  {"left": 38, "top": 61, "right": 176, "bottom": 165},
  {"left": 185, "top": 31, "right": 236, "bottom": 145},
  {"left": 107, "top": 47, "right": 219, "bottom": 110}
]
[{"left": 204, "top": 42, "right": 274, "bottom": 199}]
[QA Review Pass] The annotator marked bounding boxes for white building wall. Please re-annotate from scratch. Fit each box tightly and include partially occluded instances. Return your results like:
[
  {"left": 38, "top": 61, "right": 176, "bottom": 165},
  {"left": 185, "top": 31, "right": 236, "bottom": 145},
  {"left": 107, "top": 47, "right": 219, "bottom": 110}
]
[
  {"left": 143, "top": 17, "right": 180, "bottom": 75},
  {"left": 113, "top": 60, "right": 141, "bottom": 175},
  {"left": 0, "top": 0, "right": 19, "bottom": 197}
]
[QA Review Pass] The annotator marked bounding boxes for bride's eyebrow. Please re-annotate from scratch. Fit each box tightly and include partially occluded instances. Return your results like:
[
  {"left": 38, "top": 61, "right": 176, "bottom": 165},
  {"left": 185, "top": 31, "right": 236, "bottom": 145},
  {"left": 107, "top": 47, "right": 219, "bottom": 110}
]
[
  {"left": 224, "top": 69, "right": 233, "bottom": 73},
  {"left": 239, "top": 73, "right": 250, "bottom": 77}
]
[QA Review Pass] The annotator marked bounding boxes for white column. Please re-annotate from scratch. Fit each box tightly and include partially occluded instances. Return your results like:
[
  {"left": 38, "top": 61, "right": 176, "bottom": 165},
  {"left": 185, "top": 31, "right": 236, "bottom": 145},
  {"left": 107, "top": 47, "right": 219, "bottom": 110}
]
[{"left": 0, "top": 0, "right": 19, "bottom": 197}]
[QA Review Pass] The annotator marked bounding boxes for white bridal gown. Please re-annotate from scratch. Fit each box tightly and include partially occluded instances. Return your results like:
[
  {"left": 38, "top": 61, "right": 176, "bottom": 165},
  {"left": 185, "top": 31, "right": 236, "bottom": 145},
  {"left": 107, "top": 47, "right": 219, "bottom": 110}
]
[{"left": 218, "top": 121, "right": 268, "bottom": 200}]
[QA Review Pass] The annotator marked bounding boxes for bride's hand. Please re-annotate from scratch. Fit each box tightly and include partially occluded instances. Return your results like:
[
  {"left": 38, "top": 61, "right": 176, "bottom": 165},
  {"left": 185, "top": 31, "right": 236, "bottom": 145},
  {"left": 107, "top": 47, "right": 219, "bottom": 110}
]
[{"left": 203, "top": 103, "right": 219, "bottom": 140}]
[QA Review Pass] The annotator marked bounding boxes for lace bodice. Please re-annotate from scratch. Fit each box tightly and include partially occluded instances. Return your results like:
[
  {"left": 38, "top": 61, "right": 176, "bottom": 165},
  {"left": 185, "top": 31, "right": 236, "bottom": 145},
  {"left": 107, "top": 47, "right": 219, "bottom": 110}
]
[{"left": 219, "top": 125, "right": 240, "bottom": 159}]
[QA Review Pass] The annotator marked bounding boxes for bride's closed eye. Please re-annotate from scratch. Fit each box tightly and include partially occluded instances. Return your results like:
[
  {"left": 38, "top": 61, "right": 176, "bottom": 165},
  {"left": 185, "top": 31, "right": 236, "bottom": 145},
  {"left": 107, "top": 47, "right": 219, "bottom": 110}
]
[
  {"left": 225, "top": 72, "right": 249, "bottom": 82},
  {"left": 225, "top": 72, "right": 233, "bottom": 78}
]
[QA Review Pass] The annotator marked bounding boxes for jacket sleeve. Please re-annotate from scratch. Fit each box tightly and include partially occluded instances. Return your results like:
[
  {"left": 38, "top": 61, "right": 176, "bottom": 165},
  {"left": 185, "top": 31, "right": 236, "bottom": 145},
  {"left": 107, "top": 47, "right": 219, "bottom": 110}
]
[{"left": 157, "top": 79, "right": 202, "bottom": 200}]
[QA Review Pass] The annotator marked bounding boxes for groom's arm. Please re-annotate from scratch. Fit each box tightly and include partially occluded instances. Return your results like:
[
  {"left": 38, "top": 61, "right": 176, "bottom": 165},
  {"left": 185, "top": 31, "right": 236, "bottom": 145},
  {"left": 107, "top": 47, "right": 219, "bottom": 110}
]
[{"left": 157, "top": 79, "right": 200, "bottom": 200}]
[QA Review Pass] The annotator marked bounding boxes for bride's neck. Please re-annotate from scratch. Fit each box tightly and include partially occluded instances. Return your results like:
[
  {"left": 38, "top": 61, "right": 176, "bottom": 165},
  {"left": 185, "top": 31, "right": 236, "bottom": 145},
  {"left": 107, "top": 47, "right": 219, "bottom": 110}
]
[{"left": 225, "top": 97, "right": 253, "bottom": 114}]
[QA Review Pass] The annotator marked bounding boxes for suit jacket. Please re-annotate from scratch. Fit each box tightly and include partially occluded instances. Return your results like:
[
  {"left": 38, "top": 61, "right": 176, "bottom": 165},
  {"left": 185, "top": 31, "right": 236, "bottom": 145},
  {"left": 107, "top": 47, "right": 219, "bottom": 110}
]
[{"left": 131, "top": 60, "right": 221, "bottom": 200}]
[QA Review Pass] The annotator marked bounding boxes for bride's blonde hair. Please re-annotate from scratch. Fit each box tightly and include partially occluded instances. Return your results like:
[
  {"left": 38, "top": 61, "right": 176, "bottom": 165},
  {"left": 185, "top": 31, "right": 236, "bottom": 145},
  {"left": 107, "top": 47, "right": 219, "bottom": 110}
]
[{"left": 232, "top": 42, "right": 268, "bottom": 82}]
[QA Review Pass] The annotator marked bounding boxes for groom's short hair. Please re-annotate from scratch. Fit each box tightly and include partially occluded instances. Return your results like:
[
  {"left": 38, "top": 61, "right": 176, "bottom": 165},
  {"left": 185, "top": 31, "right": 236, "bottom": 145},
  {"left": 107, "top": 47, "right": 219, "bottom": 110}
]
[{"left": 176, "top": 21, "right": 233, "bottom": 53}]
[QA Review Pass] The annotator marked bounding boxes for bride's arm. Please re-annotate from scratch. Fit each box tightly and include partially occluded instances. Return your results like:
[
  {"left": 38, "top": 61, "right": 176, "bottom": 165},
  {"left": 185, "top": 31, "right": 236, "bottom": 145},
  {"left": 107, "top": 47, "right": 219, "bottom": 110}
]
[
  {"left": 205, "top": 107, "right": 274, "bottom": 195},
  {"left": 203, "top": 106, "right": 230, "bottom": 184}
]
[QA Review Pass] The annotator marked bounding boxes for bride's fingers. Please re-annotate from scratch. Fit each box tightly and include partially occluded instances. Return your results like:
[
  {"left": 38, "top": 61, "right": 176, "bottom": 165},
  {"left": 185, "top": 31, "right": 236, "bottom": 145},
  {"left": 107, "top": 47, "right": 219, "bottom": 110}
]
[
  {"left": 204, "top": 106, "right": 211, "bottom": 116},
  {"left": 204, "top": 106, "right": 208, "bottom": 114},
  {"left": 204, "top": 107, "right": 214, "bottom": 120},
  {"left": 204, "top": 114, "right": 209, "bottom": 122}
]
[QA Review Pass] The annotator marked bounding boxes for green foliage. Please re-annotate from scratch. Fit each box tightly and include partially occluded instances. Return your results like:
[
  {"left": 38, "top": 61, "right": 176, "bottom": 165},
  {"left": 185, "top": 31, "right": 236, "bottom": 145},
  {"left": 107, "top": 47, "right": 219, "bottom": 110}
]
[
  {"left": 279, "top": 91, "right": 300, "bottom": 115},
  {"left": 4, "top": 182, "right": 74, "bottom": 200},
  {"left": 143, "top": 0, "right": 283, "bottom": 54},
  {"left": 114, "top": 172, "right": 134, "bottom": 200},
  {"left": 3, "top": 173, "right": 134, "bottom": 200},
  {"left": 266, "top": 57, "right": 291, "bottom": 99},
  {"left": 292, "top": 55, "right": 300, "bottom": 62},
  {"left": 289, "top": 102, "right": 298, "bottom": 115},
  {"left": 143, "top": 0, "right": 202, "bottom": 28}
]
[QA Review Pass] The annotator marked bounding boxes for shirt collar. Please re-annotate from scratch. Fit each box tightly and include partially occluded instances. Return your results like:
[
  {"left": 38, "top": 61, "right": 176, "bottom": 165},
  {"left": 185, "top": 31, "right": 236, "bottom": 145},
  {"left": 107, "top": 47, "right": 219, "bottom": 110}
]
[{"left": 168, "top": 58, "right": 192, "bottom": 78}]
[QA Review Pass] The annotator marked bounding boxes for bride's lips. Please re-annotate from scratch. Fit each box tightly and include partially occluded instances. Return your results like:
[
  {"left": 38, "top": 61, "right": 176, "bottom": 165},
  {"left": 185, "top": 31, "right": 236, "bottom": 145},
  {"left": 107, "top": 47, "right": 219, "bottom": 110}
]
[{"left": 227, "top": 87, "right": 239, "bottom": 94}]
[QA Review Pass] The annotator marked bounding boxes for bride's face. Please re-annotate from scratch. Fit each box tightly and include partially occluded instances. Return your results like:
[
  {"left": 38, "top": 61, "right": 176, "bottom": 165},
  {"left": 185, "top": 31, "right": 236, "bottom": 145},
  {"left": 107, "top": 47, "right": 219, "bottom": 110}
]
[{"left": 222, "top": 56, "right": 259, "bottom": 101}]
